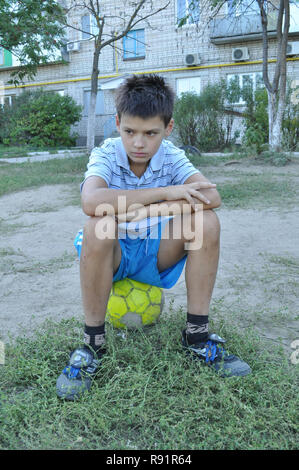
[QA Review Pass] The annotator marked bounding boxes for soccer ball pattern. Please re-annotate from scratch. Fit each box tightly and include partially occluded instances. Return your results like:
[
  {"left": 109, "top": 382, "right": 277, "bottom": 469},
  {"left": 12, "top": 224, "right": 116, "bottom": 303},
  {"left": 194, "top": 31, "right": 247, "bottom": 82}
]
[{"left": 106, "top": 278, "right": 164, "bottom": 329}]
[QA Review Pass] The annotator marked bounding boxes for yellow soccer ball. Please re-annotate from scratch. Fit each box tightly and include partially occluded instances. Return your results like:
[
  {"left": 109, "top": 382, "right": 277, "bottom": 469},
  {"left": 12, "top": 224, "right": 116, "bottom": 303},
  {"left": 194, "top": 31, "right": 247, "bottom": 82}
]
[{"left": 106, "top": 278, "right": 164, "bottom": 329}]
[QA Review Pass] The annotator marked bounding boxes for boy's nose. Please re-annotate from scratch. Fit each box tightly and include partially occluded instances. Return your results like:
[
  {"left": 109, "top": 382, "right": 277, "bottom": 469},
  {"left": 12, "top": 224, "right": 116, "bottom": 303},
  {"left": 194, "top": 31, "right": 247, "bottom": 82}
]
[{"left": 133, "top": 136, "right": 145, "bottom": 148}]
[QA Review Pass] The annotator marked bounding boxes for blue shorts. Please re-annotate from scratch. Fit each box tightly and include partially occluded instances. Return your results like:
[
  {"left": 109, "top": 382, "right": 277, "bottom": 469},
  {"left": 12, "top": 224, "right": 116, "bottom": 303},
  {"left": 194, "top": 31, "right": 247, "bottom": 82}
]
[{"left": 74, "top": 218, "right": 187, "bottom": 289}]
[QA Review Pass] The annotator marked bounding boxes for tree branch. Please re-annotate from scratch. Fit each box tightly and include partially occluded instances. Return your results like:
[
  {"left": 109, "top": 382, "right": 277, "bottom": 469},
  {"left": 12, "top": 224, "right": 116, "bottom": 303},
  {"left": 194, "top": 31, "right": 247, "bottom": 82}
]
[{"left": 257, "top": 0, "right": 273, "bottom": 94}]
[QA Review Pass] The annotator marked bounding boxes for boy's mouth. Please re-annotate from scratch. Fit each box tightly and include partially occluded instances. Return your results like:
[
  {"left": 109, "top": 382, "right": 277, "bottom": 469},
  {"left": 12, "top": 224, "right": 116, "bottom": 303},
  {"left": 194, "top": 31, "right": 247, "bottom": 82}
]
[{"left": 132, "top": 152, "right": 147, "bottom": 157}]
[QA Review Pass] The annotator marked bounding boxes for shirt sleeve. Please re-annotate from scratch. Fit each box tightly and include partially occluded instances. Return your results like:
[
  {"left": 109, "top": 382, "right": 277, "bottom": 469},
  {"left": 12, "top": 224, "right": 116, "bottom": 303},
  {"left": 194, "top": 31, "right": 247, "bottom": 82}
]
[
  {"left": 170, "top": 146, "right": 201, "bottom": 186},
  {"left": 80, "top": 141, "right": 113, "bottom": 192}
]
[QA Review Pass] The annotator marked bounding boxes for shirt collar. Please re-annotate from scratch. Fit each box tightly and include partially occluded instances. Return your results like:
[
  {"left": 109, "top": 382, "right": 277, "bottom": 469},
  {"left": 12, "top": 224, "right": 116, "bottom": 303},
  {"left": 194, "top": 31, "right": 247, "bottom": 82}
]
[{"left": 115, "top": 137, "right": 165, "bottom": 173}]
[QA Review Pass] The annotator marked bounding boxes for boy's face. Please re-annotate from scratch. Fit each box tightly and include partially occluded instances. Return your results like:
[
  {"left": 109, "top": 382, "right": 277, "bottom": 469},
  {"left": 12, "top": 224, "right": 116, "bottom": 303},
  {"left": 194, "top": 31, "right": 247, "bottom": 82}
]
[{"left": 116, "top": 114, "right": 174, "bottom": 167}]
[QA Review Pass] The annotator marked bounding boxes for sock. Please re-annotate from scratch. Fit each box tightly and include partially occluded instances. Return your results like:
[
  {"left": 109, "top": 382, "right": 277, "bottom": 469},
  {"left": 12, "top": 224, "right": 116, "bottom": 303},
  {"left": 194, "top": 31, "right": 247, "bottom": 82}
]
[
  {"left": 186, "top": 313, "right": 209, "bottom": 345},
  {"left": 83, "top": 323, "right": 106, "bottom": 358}
]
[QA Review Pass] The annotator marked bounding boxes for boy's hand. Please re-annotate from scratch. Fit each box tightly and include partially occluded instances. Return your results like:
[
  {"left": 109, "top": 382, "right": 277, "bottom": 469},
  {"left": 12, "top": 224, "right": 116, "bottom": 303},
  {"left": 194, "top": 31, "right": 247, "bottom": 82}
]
[{"left": 163, "top": 182, "right": 217, "bottom": 210}]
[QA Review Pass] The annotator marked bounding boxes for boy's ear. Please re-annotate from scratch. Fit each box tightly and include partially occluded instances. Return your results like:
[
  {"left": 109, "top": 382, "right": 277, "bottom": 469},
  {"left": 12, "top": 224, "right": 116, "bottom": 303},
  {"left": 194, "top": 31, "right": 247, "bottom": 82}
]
[
  {"left": 165, "top": 118, "right": 174, "bottom": 137},
  {"left": 115, "top": 114, "right": 120, "bottom": 132}
]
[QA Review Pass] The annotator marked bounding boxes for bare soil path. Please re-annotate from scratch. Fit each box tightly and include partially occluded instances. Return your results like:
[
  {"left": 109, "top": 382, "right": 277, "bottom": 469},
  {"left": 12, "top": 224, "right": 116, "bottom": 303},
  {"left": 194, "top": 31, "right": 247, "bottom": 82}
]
[{"left": 1, "top": 164, "right": 298, "bottom": 355}]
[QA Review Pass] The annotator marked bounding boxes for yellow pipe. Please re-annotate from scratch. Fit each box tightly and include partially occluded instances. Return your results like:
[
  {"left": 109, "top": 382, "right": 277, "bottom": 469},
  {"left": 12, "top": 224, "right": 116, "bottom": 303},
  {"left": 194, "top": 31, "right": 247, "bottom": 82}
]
[{"left": 1, "top": 56, "right": 299, "bottom": 91}]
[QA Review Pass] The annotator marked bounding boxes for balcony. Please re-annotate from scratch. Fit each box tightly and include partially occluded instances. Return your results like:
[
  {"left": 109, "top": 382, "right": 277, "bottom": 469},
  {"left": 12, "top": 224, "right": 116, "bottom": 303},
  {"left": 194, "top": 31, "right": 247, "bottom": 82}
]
[{"left": 210, "top": 11, "right": 299, "bottom": 44}]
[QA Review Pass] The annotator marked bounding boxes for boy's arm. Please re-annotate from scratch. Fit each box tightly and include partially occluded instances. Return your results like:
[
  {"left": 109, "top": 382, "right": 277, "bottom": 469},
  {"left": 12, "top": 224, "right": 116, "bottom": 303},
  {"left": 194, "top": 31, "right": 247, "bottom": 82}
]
[
  {"left": 81, "top": 175, "right": 218, "bottom": 217},
  {"left": 183, "top": 172, "right": 221, "bottom": 209},
  {"left": 81, "top": 176, "right": 166, "bottom": 216},
  {"left": 117, "top": 173, "right": 221, "bottom": 222}
]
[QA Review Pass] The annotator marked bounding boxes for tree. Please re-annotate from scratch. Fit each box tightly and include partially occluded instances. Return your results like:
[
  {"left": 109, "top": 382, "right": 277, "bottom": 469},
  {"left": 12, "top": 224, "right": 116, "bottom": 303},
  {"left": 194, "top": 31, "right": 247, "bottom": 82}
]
[
  {"left": 64, "top": 0, "right": 170, "bottom": 150},
  {"left": 183, "top": 0, "right": 292, "bottom": 151},
  {"left": 0, "top": 0, "right": 66, "bottom": 84},
  {"left": 257, "top": 0, "right": 290, "bottom": 151}
]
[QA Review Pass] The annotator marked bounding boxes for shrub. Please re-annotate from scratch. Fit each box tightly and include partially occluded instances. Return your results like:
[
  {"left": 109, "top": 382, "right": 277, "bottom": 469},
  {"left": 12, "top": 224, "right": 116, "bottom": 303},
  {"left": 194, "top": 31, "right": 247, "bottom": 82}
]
[
  {"left": 243, "top": 87, "right": 268, "bottom": 154},
  {"left": 173, "top": 81, "right": 240, "bottom": 152},
  {"left": 0, "top": 89, "right": 82, "bottom": 148},
  {"left": 242, "top": 81, "right": 299, "bottom": 153},
  {"left": 282, "top": 84, "right": 299, "bottom": 151},
  {"left": 255, "top": 150, "right": 291, "bottom": 166}
]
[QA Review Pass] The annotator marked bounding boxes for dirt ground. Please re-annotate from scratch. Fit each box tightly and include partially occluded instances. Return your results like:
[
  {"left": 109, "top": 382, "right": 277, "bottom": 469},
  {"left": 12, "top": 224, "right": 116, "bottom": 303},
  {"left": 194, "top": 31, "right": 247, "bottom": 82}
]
[{"left": 0, "top": 163, "right": 298, "bottom": 357}]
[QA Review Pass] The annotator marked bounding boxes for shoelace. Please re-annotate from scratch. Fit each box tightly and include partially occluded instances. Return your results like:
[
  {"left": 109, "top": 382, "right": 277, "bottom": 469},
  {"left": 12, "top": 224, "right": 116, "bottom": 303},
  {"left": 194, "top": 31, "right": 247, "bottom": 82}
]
[
  {"left": 205, "top": 340, "right": 226, "bottom": 363},
  {"left": 63, "top": 366, "right": 80, "bottom": 379}
]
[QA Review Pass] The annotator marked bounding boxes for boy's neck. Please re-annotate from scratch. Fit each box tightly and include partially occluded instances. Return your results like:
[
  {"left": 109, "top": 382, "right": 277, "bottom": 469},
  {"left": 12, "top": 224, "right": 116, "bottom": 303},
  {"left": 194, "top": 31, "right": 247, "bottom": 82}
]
[{"left": 129, "top": 160, "right": 149, "bottom": 178}]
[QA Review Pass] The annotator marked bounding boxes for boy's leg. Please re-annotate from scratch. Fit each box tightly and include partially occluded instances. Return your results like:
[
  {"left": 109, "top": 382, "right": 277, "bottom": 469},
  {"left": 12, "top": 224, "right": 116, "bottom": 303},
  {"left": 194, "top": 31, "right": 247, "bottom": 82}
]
[
  {"left": 80, "top": 215, "right": 122, "bottom": 354},
  {"left": 56, "top": 215, "right": 122, "bottom": 400},
  {"left": 158, "top": 210, "right": 251, "bottom": 377},
  {"left": 80, "top": 215, "right": 122, "bottom": 327},
  {"left": 157, "top": 209, "right": 220, "bottom": 319}
]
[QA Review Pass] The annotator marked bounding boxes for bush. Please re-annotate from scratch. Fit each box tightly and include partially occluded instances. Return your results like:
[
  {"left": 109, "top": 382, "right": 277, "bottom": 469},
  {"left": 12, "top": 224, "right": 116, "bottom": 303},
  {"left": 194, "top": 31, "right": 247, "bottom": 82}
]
[
  {"left": 173, "top": 81, "right": 240, "bottom": 152},
  {"left": 255, "top": 150, "right": 291, "bottom": 166},
  {"left": 242, "top": 87, "right": 268, "bottom": 154},
  {"left": 282, "top": 84, "right": 299, "bottom": 151},
  {"left": 242, "top": 82, "right": 299, "bottom": 153},
  {"left": 0, "top": 89, "right": 82, "bottom": 148}
]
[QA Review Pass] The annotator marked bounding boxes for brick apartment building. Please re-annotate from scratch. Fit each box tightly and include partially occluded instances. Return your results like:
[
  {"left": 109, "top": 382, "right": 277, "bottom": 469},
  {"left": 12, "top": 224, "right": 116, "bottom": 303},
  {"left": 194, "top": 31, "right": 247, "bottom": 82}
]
[{"left": 0, "top": 0, "right": 298, "bottom": 146}]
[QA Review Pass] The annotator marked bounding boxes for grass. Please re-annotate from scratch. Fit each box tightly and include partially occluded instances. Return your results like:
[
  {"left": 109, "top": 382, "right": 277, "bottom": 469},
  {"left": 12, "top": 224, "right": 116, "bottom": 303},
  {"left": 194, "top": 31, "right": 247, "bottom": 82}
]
[
  {"left": 0, "top": 249, "right": 75, "bottom": 275},
  {"left": 0, "top": 153, "right": 298, "bottom": 210},
  {"left": 0, "top": 313, "right": 298, "bottom": 450},
  {"left": 217, "top": 175, "right": 296, "bottom": 209},
  {"left": 0, "top": 150, "right": 298, "bottom": 450},
  {"left": 0, "top": 156, "right": 88, "bottom": 197},
  {"left": 0, "top": 144, "right": 81, "bottom": 159}
]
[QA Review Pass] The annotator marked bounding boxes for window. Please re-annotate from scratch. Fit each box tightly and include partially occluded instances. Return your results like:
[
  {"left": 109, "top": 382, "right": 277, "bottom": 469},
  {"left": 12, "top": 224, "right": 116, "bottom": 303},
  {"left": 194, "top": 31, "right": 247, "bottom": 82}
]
[
  {"left": 83, "top": 90, "right": 104, "bottom": 116},
  {"left": 227, "top": 0, "right": 260, "bottom": 17},
  {"left": 176, "top": 76, "right": 201, "bottom": 97},
  {"left": 227, "top": 72, "right": 263, "bottom": 104},
  {"left": 0, "top": 95, "right": 16, "bottom": 107},
  {"left": 290, "top": 0, "right": 299, "bottom": 32},
  {"left": 177, "top": 0, "right": 200, "bottom": 25},
  {"left": 81, "top": 14, "right": 99, "bottom": 40},
  {"left": 0, "top": 47, "right": 12, "bottom": 67},
  {"left": 123, "top": 29, "right": 145, "bottom": 60},
  {"left": 45, "top": 89, "right": 65, "bottom": 96}
]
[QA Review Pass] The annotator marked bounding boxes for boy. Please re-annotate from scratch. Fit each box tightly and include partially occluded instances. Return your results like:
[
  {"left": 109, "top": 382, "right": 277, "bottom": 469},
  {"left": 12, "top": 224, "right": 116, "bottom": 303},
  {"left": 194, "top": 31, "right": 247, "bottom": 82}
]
[{"left": 56, "top": 74, "right": 251, "bottom": 400}]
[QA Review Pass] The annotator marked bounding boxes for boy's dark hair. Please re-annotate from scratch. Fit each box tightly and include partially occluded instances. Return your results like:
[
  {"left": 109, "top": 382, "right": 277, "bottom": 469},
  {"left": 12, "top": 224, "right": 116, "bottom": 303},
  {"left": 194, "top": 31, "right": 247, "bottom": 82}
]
[{"left": 115, "top": 74, "right": 175, "bottom": 126}]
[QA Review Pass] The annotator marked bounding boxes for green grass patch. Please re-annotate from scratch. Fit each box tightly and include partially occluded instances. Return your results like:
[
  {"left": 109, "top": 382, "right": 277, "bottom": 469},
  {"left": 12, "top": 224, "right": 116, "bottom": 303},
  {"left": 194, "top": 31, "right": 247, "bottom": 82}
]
[
  {"left": 265, "top": 254, "right": 299, "bottom": 270},
  {"left": 218, "top": 174, "right": 295, "bottom": 208},
  {"left": 0, "top": 144, "right": 81, "bottom": 159},
  {"left": 0, "top": 313, "right": 297, "bottom": 450},
  {"left": 0, "top": 155, "right": 296, "bottom": 211},
  {"left": 0, "top": 250, "right": 75, "bottom": 275},
  {"left": 0, "top": 156, "right": 88, "bottom": 197}
]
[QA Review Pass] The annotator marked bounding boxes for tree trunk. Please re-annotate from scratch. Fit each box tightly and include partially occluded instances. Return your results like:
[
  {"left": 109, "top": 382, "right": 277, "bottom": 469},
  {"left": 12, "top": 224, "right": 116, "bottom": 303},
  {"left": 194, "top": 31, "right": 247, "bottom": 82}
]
[
  {"left": 268, "top": 87, "right": 286, "bottom": 152},
  {"left": 258, "top": 0, "right": 290, "bottom": 153},
  {"left": 86, "top": 48, "right": 100, "bottom": 151}
]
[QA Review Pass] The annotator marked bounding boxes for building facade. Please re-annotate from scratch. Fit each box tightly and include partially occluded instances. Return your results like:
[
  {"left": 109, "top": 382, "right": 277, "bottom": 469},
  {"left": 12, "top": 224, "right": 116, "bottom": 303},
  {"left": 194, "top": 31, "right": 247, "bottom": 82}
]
[{"left": 0, "top": 0, "right": 299, "bottom": 146}]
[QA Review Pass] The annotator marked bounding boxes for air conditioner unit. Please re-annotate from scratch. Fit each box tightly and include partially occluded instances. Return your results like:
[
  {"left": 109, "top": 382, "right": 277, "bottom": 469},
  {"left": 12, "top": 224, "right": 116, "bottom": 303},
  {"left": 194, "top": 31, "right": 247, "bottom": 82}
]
[
  {"left": 185, "top": 53, "right": 201, "bottom": 66},
  {"left": 66, "top": 42, "right": 80, "bottom": 52},
  {"left": 232, "top": 47, "right": 249, "bottom": 62},
  {"left": 287, "top": 42, "right": 299, "bottom": 56}
]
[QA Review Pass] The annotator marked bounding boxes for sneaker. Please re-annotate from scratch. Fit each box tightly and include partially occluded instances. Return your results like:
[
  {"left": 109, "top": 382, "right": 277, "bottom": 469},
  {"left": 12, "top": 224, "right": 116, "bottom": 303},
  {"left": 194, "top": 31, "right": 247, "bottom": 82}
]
[
  {"left": 56, "top": 348, "right": 101, "bottom": 400},
  {"left": 182, "top": 330, "right": 251, "bottom": 377}
]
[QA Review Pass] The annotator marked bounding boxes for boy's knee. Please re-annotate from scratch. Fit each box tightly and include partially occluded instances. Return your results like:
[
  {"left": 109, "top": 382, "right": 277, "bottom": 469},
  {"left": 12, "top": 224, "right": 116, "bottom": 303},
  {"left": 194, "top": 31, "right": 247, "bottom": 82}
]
[
  {"left": 83, "top": 215, "right": 118, "bottom": 247},
  {"left": 202, "top": 210, "right": 220, "bottom": 244},
  {"left": 183, "top": 210, "right": 219, "bottom": 249}
]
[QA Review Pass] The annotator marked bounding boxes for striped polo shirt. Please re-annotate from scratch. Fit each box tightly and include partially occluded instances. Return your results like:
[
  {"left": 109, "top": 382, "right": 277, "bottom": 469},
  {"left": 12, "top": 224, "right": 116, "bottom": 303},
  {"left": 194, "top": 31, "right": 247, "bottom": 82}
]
[{"left": 81, "top": 137, "right": 200, "bottom": 236}]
